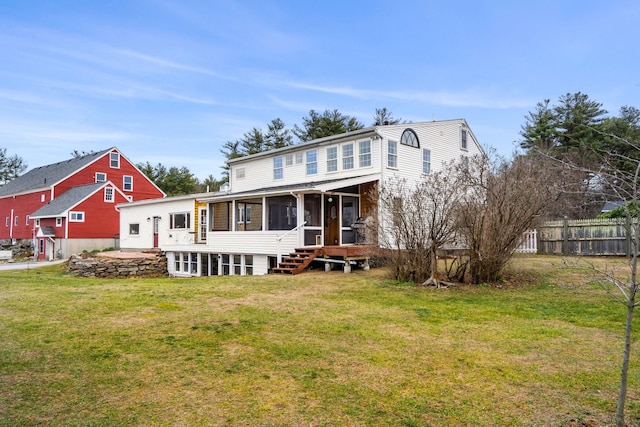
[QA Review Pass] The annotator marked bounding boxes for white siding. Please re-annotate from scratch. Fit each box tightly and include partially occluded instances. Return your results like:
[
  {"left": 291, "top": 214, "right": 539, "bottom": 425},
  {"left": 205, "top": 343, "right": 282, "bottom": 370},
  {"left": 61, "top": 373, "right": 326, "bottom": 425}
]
[
  {"left": 119, "top": 198, "right": 195, "bottom": 250},
  {"left": 229, "top": 137, "right": 382, "bottom": 193},
  {"left": 378, "top": 120, "right": 483, "bottom": 183}
]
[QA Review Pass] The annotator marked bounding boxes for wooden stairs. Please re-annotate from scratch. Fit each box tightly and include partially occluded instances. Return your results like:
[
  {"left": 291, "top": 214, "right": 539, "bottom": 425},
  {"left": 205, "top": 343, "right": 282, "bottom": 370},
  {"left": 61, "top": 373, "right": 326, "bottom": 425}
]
[{"left": 272, "top": 248, "right": 321, "bottom": 275}]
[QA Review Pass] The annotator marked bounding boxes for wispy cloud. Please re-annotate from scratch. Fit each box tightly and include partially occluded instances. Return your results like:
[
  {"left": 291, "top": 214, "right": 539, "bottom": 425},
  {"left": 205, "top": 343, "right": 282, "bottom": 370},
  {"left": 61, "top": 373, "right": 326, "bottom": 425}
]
[{"left": 283, "top": 81, "right": 533, "bottom": 109}]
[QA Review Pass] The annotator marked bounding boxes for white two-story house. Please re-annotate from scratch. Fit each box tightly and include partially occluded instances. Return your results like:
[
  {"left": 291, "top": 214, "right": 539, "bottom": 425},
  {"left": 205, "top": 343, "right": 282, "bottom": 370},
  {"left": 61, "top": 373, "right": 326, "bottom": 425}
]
[{"left": 118, "top": 119, "right": 484, "bottom": 276}]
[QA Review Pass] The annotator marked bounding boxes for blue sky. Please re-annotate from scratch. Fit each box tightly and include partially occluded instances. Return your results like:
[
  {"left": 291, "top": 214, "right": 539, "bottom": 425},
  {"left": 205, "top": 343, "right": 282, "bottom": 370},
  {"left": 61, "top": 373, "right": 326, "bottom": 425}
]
[{"left": 1, "top": 0, "right": 639, "bottom": 180}]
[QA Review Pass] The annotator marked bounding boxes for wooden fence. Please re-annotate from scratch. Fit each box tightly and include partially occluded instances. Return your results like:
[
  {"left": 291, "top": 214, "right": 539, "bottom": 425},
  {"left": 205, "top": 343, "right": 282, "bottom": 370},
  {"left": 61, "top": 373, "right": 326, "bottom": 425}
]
[{"left": 535, "top": 218, "right": 635, "bottom": 256}]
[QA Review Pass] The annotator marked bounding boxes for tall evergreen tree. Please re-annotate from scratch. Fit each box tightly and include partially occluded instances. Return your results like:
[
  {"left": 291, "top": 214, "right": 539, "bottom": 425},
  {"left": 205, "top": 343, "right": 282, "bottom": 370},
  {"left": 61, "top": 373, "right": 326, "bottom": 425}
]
[
  {"left": 292, "top": 109, "right": 364, "bottom": 142},
  {"left": 0, "top": 148, "right": 27, "bottom": 185}
]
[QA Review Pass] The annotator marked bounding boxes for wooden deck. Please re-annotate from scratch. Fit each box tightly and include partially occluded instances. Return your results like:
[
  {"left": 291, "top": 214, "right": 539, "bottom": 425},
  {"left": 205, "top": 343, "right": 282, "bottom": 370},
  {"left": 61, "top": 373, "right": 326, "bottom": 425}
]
[
  {"left": 316, "top": 245, "right": 377, "bottom": 259},
  {"left": 273, "top": 245, "right": 377, "bottom": 275}
]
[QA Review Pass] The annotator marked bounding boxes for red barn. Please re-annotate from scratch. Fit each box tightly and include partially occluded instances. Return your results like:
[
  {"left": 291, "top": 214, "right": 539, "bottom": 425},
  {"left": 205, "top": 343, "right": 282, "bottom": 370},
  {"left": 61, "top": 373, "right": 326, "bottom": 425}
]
[{"left": 0, "top": 148, "right": 165, "bottom": 260}]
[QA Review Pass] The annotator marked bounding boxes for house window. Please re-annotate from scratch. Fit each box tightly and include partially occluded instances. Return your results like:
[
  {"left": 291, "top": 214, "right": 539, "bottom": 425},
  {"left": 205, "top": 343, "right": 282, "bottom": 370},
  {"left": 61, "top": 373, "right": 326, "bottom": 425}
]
[
  {"left": 129, "top": 223, "right": 140, "bottom": 235},
  {"left": 359, "top": 140, "right": 371, "bottom": 167},
  {"left": 174, "top": 253, "right": 181, "bottom": 272},
  {"left": 233, "top": 255, "right": 242, "bottom": 275},
  {"left": 401, "top": 129, "right": 420, "bottom": 148},
  {"left": 39, "top": 239, "right": 44, "bottom": 254},
  {"left": 4, "top": 217, "right": 8, "bottom": 227},
  {"left": 222, "top": 254, "right": 230, "bottom": 275},
  {"left": 306, "top": 150, "right": 317, "bottom": 175},
  {"left": 69, "top": 211, "right": 85, "bottom": 222},
  {"left": 35, "top": 219, "right": 40, "bottom": 227},
  {"left": 461, "top": 129, "right": 468, "bottom": 150},
  {"left": 285, "top": 154, "right": 293, "bottom": 166},
  {"left": 56, "top": 217, "right": 62, "bottom": 227},
  {"left": 95, "top": 172, "right": 106, "bottom": 183},
  {"left": 104, "top": 187, "right": 114, "bottom": 202},
  {"left": 190, "top": 252, "right": 198, "bottom": 274},
  {"left": 182, "top": 252, "right": 188, "bottom": 272},
  {"left": 326, "top": 146, "right": 338, "bottom": 172},
  {"left": 170, "top": 212, "right": 190, "bottom": 229},
  {"left": 423, "top": 149, "right": 431, "bottom": 174},
  {"left": 110, "top": 152, "right": 120, "bottom": 168},
  {"left": 236, "top": 168, "right": 245, "bottom": 179},
  {"left": 342, "top": 143, "right": 354, "bottom": 170},
  {"left": 245, "top": 255, "right": 253, "bottom": 275},
  {"left": 14, "top": 216, "right": 18, "bottom": 226},
  {"left": 236, "top": 204, "right": 252, "bottom": 225},
  {"left": 41, "top": 194, "right": 45, "bottom": 202},
  {"left": 273, "top": 157, "right": 283, "bottom": 180},
  {"left": 295, "top": 152, "right": 303, "bottom": 164},
  {"left": 123, "top": 175, "right": 133, "bottom": 191},
  {"left": 388, "top": 140, "right": 398, "bottom": 168},
  {"left": 26, "top": 215, "right": 30, "bottom": 226}
]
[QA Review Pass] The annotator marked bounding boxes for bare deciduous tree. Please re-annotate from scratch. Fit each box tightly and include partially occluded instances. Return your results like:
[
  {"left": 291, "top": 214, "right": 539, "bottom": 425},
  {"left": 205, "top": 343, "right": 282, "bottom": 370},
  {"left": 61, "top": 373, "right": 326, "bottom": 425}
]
[
  {"left": 557, "top": 129, "right": 640, "bottom": 427},
  {"left": 373, "top": 163, "right": 462, "bottom": 286},
  {"left": 454, "top": 153, "right": 561, "bottom": 284}
]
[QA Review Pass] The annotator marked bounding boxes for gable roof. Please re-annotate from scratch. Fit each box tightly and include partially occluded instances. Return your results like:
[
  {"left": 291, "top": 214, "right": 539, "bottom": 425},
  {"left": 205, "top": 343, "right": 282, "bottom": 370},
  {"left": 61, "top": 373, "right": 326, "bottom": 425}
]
[
  {"left": 37, "top": 226, "right": 56, "bottom": 237},
  {"left": 30, "top": 182, "right": 113, "bottom": 218},
  {"left": 0, "top": 148, "right": 114, "bottom": 198}
]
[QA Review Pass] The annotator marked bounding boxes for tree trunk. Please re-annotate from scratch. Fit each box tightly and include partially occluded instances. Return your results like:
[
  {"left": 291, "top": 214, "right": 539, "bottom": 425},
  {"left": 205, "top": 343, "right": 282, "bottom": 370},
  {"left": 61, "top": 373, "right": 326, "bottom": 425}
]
[{"left": 616, "top": 299, "right": 634, "bottom": 427}]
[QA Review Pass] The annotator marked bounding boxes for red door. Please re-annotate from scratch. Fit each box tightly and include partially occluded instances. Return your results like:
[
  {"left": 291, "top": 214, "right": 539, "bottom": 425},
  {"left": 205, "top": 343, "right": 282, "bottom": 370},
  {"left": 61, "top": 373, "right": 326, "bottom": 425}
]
[{"left": 153, "top": 217, "right": 160, "bottom": 248}]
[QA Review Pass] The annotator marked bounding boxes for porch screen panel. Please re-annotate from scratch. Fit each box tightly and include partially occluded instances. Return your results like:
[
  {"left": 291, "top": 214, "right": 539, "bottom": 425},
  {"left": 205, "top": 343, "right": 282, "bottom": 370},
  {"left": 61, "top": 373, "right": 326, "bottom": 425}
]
[
  {"left": 267, "top": 195, "right": 297, "bottom": 231},
  {"left": 341, "top": 196, "right": 359, "bottom": 244}
]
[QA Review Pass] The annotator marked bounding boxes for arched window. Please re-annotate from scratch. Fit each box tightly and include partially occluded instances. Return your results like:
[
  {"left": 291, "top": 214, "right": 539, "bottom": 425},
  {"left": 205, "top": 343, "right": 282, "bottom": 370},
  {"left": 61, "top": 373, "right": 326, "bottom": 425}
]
[{"left": 400, "top": 128, "right": 419, "bottom": 148}]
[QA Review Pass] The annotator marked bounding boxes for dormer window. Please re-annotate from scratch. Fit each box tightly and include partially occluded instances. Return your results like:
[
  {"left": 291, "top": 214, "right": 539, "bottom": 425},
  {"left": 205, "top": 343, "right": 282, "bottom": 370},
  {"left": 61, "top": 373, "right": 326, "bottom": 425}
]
[
  {"left": 400, "top": 128, "right": 420, "bottom": 148},
  {"left": 110, "top": 152, "right": 120, "bottom": 168}
]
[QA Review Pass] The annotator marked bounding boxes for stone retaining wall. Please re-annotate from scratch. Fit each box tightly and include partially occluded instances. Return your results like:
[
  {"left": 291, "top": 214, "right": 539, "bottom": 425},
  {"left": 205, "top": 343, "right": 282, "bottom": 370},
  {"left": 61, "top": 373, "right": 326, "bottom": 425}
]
[{"left": 67, "top": 253, "right": 168, "bottom": 278}]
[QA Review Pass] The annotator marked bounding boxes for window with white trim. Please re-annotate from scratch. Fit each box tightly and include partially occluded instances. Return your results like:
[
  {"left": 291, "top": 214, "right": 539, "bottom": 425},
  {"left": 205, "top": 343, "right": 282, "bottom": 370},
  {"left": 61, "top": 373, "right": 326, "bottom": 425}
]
[
  {"left": 110, "top": 152, "right": 120, "bottom": 168},
  {"left": 129, "top": 223, "right": 140, "bottom": 235},
  {"left": 56, "top": 217, "right": 62, "bottom": 227},
  {"left": 95, "top": 172, "right": 106, "bottom": 182},
  {"left": 14, "top": 216, "right": 18, "bottom": 226},
  {"left": 123, "top": 175, "right": 133, "bottom": 191},
  {"left": 273, "top": 157, "right": 283, "bottom": 180},
  {"left": 39, "top": 239, "right": 44, "bottom": 254},
  {"left": 245, "top": 255, "right": 253, "bottom": 275},
  {"left": 422, "top": 149, "right": 431, "bottom": 174},
  {"left": 35, "top": 219, "right": 40, "bottom": 227},
  {"left": 387, "top": 140, "right": 398, "bottom": 168},
  {"left": 326, "top": 146, "right": 338, "bottom": 172},
  {"left": 236, "top": 168, "right": 245, "bottom": 179},
  {"left": 359, "top": 140, "right": 371, "bottom": 168},
  {"left": 70, "top": 212, "right": 85, "bottom": 222},
  {"left": 26, "top": 215, "right": 30, "bottom": 226},
  {"left": 170, "top": 212, "right": 190, "bottom": 229},
  {"left": 4, "top": 217, "right": 8, "bottom": 227},
  {"left": 285, "top": 154, "right": 293, "bottom": 166},
  {"left": 306, "top": 150, "right": 317, "bottom": 175},
  {"left": 41, "top": 194, "right": 45, "bottom": 202},
  {"left": 295, "top": 152, "right": 303, "bottom": 164},
  {"left": 461, "top": 129, "right": 468, "bottom": 150},
  {"left": 342, "top": 143, "right": 354, "bottom": 170},
  {"left": 104, "top": 187, "right": 114, "bottom": 203}
]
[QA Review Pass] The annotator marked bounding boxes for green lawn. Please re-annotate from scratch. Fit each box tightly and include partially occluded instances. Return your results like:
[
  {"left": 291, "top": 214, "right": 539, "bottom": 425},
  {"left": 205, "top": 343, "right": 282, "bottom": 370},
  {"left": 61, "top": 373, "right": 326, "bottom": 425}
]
[{"left": 0, "top": 255, "right": 638, "bottom": 426}]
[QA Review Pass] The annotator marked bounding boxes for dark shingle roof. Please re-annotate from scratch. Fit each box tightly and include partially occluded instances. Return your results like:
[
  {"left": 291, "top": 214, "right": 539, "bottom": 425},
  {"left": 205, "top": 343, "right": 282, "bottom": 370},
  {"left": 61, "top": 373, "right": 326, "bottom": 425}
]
[
  {"left": 30, "top": 183, "right": 106, "bottom": 218},
  {"left": 0, "top": 148, "right": 113, "bottom": 197},
  {"left": 38, "top": 226, "right": 55, "bottom": 236}
]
